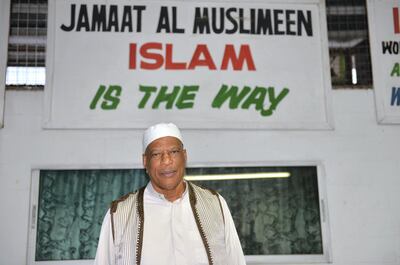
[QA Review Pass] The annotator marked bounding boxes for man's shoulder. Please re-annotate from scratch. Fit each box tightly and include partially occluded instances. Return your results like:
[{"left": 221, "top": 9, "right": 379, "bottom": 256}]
[
  {"left": 110, "top": 186, "right": 145, "bottom": 213},
  {"left": 189, "top": 181, "right": 220, "bottom": 197}
]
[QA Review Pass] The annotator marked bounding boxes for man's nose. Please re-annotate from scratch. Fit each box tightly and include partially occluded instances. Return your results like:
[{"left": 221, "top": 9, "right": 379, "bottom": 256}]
[{"left": 160, "top": 151, "right": 172, "bottom": 164}]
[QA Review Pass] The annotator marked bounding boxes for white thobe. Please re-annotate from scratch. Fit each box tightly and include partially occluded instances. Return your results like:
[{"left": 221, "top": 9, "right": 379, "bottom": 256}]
[{"left": 94, "top": 182, "right": 246, "bottom": 265}]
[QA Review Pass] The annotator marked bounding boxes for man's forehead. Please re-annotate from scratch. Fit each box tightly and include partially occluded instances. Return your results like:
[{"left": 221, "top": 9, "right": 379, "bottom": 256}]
[{"left": 146, "top": 136, "right": 183, "bottom": 151}]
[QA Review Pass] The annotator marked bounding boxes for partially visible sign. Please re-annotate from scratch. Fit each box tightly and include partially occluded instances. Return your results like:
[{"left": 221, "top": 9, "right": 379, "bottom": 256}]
[
  {"left": 44, "top": 0, "right": 332, "bottom": 129},
  {"left": 368, "top": 0, "right": 400, "bottom": 124},
  {"left": 0, "top": 0, "right": 10, "bottom": 128}
]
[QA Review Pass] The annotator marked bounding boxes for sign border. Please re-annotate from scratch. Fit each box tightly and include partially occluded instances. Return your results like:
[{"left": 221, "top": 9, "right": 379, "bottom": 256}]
[
  {"left": 367, "top": 0, "right": 400, "bottom": 124},
  {"left": 43, "top": 0, "right": 333, "bottom": 130}
]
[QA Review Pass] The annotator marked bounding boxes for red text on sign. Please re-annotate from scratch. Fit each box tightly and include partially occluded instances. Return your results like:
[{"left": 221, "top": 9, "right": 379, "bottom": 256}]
[{"left": 129, "top": 42, "right": 256, "bottom": 71}]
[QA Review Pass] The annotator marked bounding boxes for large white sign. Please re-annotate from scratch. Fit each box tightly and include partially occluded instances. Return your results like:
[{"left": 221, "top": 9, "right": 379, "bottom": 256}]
[
  {"left": 368, "top": 0, "right": 400, "bottom": 124},
  {"left": 0, "top": 0, "right": 10, "bottom": 129},
  {"left": 44, "top": 0, "right": 332, "bottom": 129}
]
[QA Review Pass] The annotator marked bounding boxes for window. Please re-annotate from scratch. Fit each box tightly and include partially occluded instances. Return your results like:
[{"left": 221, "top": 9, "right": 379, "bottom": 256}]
[
  {"left": 326, "top": 0, "right": 373, "bottom": 88},
  {"left": 28, "top": 163, "right": 331, "bottom": 264},
  {"left": 31, "top": 169, "right": 147, "bottom": 261},
  {"left": 187, "top": 165, "right": 331, "bottom": 263},
  {"left": 6, "top": 0, "right": 47, "bottom": 87}
]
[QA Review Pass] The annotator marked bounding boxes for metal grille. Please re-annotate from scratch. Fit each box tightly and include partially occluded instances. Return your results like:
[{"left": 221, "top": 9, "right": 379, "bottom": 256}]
[
  {"left": 6, "top": 0, "right": 47, "bottom": 87},
  {"left": 326, "top": 0, "right": 373, "bottom": 88},
  {"left": 5, "top": 0, "right": 373, "bottom": 88}
]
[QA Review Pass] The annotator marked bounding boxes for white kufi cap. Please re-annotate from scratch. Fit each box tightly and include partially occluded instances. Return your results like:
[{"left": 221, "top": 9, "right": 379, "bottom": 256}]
[{"left": 142, "top": 123, "right": 183, "bottom": 153}]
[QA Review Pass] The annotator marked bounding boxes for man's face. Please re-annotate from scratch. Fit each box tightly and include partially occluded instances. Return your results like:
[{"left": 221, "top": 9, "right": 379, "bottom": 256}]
[{"left": 143, "top": 136, "right": 187, "bottom": 194}]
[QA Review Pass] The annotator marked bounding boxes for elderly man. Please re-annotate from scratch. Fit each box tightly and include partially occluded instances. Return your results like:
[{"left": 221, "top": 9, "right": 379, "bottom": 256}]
[{"left": 94, "top": 123, "right": 246, "bottom": 265}]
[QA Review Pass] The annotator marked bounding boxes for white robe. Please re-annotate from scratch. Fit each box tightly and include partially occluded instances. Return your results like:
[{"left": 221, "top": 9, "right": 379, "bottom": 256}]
[{"left": 94, "top": 182, "right": 246, "bottom": 265}]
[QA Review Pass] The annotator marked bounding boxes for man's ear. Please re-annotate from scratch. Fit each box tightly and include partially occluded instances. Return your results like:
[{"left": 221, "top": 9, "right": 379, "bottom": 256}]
[
  {"left": 183, "top": 149, "right": 187, "bottom": 163},
  {"left": 142, "top": 154, "right": 147, "bottom": 169}
]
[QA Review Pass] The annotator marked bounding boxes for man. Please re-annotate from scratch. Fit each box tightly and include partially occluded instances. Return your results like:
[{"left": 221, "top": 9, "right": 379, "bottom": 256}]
[{"left": 94, "top": 123, "right": 246, "bottom": 265}]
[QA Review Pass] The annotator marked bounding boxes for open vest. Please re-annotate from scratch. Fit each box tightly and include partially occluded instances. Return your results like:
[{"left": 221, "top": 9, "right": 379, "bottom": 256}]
[{"left": 109, "top": 182, "right": 228, "bottom": 265}]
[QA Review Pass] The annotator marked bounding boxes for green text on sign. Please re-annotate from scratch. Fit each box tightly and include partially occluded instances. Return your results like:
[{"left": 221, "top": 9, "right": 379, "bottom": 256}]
[{"left": 212, "top": 84, "right": 289, "bottom": 117}]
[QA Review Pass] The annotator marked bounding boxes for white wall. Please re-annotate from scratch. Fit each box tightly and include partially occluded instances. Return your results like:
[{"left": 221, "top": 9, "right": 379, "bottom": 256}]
[{"left": 0, "top": 89, "right": 399, "bottom": 265}]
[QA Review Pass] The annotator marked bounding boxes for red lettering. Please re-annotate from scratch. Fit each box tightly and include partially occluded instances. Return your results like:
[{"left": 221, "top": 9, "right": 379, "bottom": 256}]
[
  {"left": 220, "top": 44, "right": 256, "bottom": 71},
  {"left": 128, "top": 42, "right": 256, "bottom": 71},
  {"left": 166, "top": 44, "right": 187, "bottom": 70},
  {"left": 129, "top": 43, "right": 137, "bottom": 69},
  {"left": 140, "top": 42, "right": 164, "bottom": 70},
  {"left": 394, "top": 7, "right": 400, "bottom": 34},
  {"left": 188, "top": 44, "right": 217, "bottom": 70}
]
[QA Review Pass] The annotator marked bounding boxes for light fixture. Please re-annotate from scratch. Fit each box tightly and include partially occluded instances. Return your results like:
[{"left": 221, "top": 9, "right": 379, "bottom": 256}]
[
  {"left": 351, "top": 55, "right": 358, "bottom": 85},
  {"left": 184, "top": 172, "right": 290, "bottom": 181}
]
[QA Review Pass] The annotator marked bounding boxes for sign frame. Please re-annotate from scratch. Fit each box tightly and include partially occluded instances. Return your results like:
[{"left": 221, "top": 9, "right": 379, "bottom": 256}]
[
  {"left": 367, "top": 0, "right": 400, "bottom": 124},
  {"left": 44, "top": 0, "right": 333, "bottom": 130}
]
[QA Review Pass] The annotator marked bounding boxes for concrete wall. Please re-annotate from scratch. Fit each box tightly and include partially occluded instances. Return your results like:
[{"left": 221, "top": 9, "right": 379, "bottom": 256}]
[{"left": 0, "top": 89, "right": 399, "bottom": 264}]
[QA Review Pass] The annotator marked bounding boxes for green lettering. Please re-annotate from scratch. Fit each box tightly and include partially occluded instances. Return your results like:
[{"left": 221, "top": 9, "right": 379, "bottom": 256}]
[
  {"left": 212, "top": 84, "right": 251, "bottom": 109},
  {"left": 241, "top": 86, "right": 267, "bottom": 110},
  {"left": 101, "top": 85, "right": 121, "bottom": 110},
  {"left": 138, "top": 85, "right": 157, "bottom": 108},
  {"left": 90, "top": 85, "right": 107, "bottom": 109},
  {"left": 176, "top": 85, "right": 199, "bottom": 109},
  {"left": 152, "top": 86, "right": 180, "bottom": 109},
  {"left": 260, "top": 87, "right": 290, "bottom": 117},
  {"left": 391, "top": 63, "right": 400, "bottom": 77}
]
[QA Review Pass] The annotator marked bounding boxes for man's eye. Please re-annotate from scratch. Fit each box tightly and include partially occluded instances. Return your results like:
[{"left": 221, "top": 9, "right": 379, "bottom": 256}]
[{"left": 151, "top": 153, "right": 161, "bottom": 158}]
